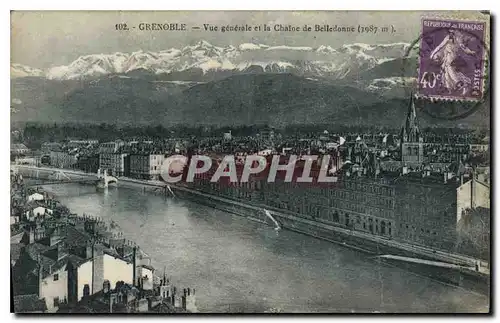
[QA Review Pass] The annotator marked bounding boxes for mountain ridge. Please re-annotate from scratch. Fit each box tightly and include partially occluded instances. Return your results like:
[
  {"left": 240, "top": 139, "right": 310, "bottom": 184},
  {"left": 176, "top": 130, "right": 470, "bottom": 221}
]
[
  {"left": 10, "top": 73, "right": 488, "bottom": 128},
  {"left": 11, "top": 40, "right": 418, "bottom": 82}
]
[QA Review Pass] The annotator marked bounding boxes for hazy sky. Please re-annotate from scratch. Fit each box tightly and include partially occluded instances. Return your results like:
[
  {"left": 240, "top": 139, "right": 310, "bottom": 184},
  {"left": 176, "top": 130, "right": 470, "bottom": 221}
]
[{"left": 9, "top": 11, "right": 483, "bottom": 68}]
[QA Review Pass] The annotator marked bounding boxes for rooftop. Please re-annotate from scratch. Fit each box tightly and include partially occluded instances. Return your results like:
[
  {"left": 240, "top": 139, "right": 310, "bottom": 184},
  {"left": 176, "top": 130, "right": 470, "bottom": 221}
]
[
  {"left": 11, "top": 144, "right": 29, "bottom": 151},
  {"left": 13, "top": 294, "right": 47, "bottom": 313}
]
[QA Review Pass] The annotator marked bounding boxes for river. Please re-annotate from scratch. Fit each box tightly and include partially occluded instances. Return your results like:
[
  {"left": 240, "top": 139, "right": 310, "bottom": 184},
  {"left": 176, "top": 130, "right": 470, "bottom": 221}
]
[{"left": 42, "top": 183, "right": 489, "bottom": 313}]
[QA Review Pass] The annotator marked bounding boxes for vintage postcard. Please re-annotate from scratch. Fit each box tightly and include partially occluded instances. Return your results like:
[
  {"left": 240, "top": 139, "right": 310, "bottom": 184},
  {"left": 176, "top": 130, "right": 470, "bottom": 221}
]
[{"left": 10, "top": 11, "right": 490, "bottom": 314}]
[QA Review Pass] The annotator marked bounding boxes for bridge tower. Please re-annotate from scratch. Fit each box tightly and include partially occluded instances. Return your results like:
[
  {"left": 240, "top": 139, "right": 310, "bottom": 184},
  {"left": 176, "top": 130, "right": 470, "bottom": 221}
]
[{"left": 97, "top": 169, "right": 118, "bottom": 189}]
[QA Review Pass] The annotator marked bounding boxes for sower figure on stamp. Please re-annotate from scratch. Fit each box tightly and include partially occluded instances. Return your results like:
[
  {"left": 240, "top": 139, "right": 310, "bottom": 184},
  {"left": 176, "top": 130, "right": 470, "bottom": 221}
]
[{"left": 430, "top": 29, "right": 476, "bottom": 96}]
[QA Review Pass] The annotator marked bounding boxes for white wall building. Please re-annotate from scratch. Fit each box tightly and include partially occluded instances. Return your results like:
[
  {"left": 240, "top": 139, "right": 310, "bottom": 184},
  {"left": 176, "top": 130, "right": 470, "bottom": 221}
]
[
  {"left": 25, "top": 206, "right": 53, "bottom": 222},
  {"left": 103, "top": 253, "right": 134, "bottom": 289},
  {"left": 39, "top": 265, "right": 68, "bottom": 313},
  {"left": 28, "top": 193, "right": 44, "bottom": 202}
]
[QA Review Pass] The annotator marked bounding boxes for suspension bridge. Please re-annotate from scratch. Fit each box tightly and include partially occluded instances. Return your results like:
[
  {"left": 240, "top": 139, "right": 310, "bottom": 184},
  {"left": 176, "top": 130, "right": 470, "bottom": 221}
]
[{"left": 14, "top": 166, "right": 118, "bottom": 188}]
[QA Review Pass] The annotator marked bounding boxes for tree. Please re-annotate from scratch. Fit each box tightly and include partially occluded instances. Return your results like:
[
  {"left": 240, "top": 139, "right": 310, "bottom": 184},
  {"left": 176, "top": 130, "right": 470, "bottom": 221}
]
[{"left": 456, "top": 207, "right": 490, "bottom": 260}]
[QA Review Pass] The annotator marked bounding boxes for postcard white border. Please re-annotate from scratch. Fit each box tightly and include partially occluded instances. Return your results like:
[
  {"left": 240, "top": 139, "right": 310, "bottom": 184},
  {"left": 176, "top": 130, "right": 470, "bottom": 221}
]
[{"left": 2, "top": 1, "right": 497, "bottom": 323}]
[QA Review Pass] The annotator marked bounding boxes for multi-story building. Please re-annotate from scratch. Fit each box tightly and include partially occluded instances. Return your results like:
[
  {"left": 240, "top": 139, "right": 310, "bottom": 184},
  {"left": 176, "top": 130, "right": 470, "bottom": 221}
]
[
  {"left": 99, "top": 141, "right": 127, "bottom": 176},
  {"left": 41, "top": 142, "right": 63, "bottom": 153},
  {"left": 469, "top": 142, "right": 489, "bottom": 153},
  {"left": 11, "top": 143, "right": 30, "bottom": 156},
  {"left": 183, "top": 96, "right": 490, "bottom": 255},
  {"left": 75, "top": 154, "right": 100, "bottom": 174},
  {"left": 191, "top": 167, "right": 472, "bottom": 251},
  {"left": 67, "top": 139, "right": 99, "bottom": 149},
  {"left": 425, "top": 143, "right": 470, "bottom": 163},
  {"left": 50, "top": 150, "right": 78, "bottom": 169},
  {"left": 129, "top": 153, "right": 165, "bottom": 180}
]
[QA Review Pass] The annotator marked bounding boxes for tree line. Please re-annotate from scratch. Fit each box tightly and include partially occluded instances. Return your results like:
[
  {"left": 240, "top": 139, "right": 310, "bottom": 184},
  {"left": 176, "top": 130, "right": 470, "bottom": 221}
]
[{"left": 12, "top": 122, "right": 488, "bottom": 149}]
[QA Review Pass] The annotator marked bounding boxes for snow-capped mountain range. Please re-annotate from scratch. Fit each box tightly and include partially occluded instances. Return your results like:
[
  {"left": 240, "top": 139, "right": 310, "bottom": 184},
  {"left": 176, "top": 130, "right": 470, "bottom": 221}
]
[
  {"left": 11, "top": 63, "right": 44, "bottom": 78},
  {"left": 11, "top": 40, "right": 417, "bottom": 81}
]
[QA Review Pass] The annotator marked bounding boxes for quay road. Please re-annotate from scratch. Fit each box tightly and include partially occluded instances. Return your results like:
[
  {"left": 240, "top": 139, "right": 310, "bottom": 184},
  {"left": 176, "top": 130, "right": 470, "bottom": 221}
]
[{"left": 14, "top": 165, "right": 489, "bottom": 276}]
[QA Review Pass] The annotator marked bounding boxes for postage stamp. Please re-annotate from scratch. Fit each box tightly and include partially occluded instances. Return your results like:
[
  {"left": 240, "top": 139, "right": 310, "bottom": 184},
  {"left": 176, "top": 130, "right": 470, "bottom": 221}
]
[{"left": 417, "top": 18, "right": 487, "bottom": 101}]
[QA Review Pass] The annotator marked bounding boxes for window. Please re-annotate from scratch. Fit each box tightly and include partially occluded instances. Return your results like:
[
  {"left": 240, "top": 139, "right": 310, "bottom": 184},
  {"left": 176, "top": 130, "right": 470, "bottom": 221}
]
[
  {"left": 53, "top": 274, "right": 59, "bottom": 281},
  {"left": 53, "top": 297, "right": 60, "bottom": 307}
]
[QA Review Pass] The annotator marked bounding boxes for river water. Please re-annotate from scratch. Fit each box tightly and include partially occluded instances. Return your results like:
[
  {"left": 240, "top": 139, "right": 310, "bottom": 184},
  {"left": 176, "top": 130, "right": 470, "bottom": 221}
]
[{"left": 42, "top": 183, "right": 489, "bottom": 313}]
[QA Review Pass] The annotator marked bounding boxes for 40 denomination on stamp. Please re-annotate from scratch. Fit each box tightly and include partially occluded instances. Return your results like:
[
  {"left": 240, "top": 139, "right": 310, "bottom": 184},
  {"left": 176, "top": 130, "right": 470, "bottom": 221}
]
[{"left": 417, "top": 18, "right": 487, "bottom": 101}]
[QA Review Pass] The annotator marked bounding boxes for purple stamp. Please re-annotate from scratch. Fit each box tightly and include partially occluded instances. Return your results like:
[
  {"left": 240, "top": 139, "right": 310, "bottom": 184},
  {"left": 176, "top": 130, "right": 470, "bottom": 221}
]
[{"left": 418, "top": 18, "right": 487, "bottom": 101}]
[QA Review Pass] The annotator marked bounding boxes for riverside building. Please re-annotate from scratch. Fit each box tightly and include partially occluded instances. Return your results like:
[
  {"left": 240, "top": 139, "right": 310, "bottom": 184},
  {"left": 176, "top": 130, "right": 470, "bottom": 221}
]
[{"left": 182, "top": 96, "right": 490, "bottom": 255}]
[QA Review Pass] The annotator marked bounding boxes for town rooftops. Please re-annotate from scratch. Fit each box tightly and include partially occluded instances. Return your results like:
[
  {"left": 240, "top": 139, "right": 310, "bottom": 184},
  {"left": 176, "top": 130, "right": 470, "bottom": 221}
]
[
  {"left": 23, "top": 201, "right": 52, "bottom": 212},
  {"left": 24, "top": 242, "right": 51, "bottom": 261},
  {"left": 151, "top": 301, "right": 188, "bottom": 313},
  {"left": 11, "top": 243, "right": 24, "bottom": 265},
  {"left": 61, "top": 225, "right": 93, "bottom": 247},
  {"left": 28, "top": 192, "right": 44, "bottom": 199},
  {"left": 10, "top": 229, "right": 25, "bottom": 243},
  {"left": 22, "top": 243, "right": 68, "bottom": 278},
  {"left": 104, "top": 248, "right": 134, "bottom": 264},
  {"left": 392, "top": 171, "right": 466, "bottom": 188},
  {"left": 66, "top": 254, "right": 88, "bottom": 267},
  {"left": 58, "top": 297, "right": 119, "bottom": 314},
  {"left": 116, "top": 282, "right": 140, "bottom": 295},
  {"left": 138, "top": 264, "right": 155, "bottom": 272},
  {"left": 13, "top": 294, "right": 47, "bottom": 313},
  {"left": 11, "top": 144, "right": 29, "bottom": 152}
]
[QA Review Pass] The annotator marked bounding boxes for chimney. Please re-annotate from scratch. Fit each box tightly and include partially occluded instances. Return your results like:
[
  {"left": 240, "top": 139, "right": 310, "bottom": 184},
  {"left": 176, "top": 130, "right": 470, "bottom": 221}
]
[
  {"left": 443, "top": 172, "right": 448, "bottom": 183},
  {"left": 471, "top": 176, "right": 476, "bottom": 208},
  {"left": 91, "top": 243, "right": 95, "bottom": 295},
  {"left": 182, "top": 289, "right": 187, "bottom": 310},
  {"left": 109, "top": 293, "right": 116, "bottom": 314},
  {"left": 103, "top": 280, "right": 110, "bottom": 294},
  {"left": 132, "top": 246, "right": 137, "bottom": 286},
  {"left": 57, "top": 242, "right": 68, "bottom": 261},
  {"left": 37, "top": 255, "right": 43, "bottom": 299},
  {"left": 29, "top": 226, "right": 35, "bottom": 244},
  {"left": 83, "top": 284, "right": 90, "bottom": 298}
]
